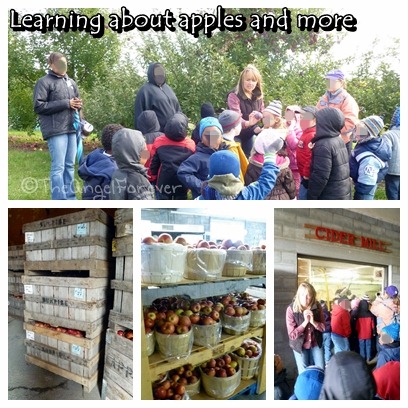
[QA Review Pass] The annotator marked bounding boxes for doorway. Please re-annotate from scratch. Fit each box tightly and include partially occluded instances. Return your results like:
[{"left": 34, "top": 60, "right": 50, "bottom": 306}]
[{"left": 297, "top": 256, "right": 385, "bottom": 305}]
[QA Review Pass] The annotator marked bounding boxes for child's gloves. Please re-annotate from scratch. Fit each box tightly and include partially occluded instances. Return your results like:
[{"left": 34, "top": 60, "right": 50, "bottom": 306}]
[{"left": 254, "top": 129, "right": 284, "bottom": 163}]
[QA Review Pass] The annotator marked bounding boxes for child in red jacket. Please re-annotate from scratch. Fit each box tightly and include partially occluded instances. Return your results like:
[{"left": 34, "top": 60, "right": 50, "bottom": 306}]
[{"left": 330, "top": 297, "right": 352, "bottom": 354}]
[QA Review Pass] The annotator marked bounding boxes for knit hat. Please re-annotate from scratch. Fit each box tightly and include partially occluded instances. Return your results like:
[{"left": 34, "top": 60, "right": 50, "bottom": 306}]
[
  {"left": 360, "top": 115, "right": 384, "bottom": 139},
  {"left": 164, "top": 113, "right": 189, "bottom": 141},
  {"left": 385, "top": 285, "right": 399, "bottom": 298},
  {"left": 209, "top": 150, "right": 240, "bottom": 178},
  {"left": 200, "top": 102, "right": 216, "bottom": 119},
  {"left": 199, "top": 117, "right": 223, "bottom": 140},
  {"left": 382, "top": 322, "right": 400, "bottom": 341},
  {"left": 292, "top": 366, "right": 325, "bottom": 400},
  {"left": 361, "top": 294, "right": 371, "bottom": 302},
  {"left": 325, "top": 69, "right": 345, "bottom": 80},
  {"left": 218, "top": 110, "right": 241, "bottom": 133},
  {"left": 300, "top": 106, "right": 318, "bottom": 118},
  {"left": 264, "top": 100, "right": 282, "bottom": 117},
  {"left": 373, "top": 361, "right": 400, "bottom": 400}
]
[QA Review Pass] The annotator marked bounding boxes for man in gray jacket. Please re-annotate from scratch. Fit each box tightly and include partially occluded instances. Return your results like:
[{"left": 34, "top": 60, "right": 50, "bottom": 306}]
[{"left": 33, "top": 52, "right": 82, "bottom": 199}]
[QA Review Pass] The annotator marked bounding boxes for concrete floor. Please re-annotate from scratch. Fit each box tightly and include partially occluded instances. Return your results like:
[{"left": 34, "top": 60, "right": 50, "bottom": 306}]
[{"left": 8, "top": 317, "right": 102, "bottom": 400}]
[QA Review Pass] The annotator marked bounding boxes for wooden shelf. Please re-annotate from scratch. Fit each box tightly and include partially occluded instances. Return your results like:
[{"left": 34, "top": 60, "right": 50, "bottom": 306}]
[{"left": 141, "top": 277, "right": 266, "bottom": 400}]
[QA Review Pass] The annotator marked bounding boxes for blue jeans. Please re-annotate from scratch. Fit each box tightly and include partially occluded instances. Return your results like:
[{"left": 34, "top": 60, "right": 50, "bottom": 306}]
[
  {"left": 47, "top": 133, "right": 77, "bottom": 200},
  {"left": 293, "top": 346, "right": 324, "bottom": 374},
  {"left": 359, "top": 339, "right": 372, "bottom": 361},
  {"left": 385, "top": 174, "right": 400, "bottom": 200},
  {"left": 298, "top": 180, "right": 308, "bottom": 200},
  {"left": 322, "top": 332, "right": 333, "bottom": 364},
  {"left": 331, "top": 333, "right": 350, "bottom": 354}
]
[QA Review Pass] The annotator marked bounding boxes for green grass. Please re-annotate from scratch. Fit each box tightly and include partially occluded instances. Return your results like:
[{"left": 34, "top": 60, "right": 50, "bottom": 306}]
[{"left": 8, "top": 148, "right": 84, "bottom": 200}]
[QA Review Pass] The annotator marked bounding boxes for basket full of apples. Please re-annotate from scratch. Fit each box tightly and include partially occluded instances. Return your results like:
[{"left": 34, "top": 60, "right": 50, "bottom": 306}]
[
  {"left": 221, "top": 303, "right": 251, "bottom": 335},
  {"left": 232, "top": 339, "right": 262, "bottom": 380},
  {"left": 221, "top": 239, "right": 253, "bottom": 277},
  {"left": 184, "top": 240, "right": 227, "bottom": 281},
  {"left": 154, "top": 311, "right": 194, "bottom": 358},
  {"left": 190, "top": 300, "right": 223, "bottom": 347},
  {"left": 169, "top": 363, "right": 201, "bottom": 397},
  {"left": 200, "top": 354, "right": 241, "bottom": 398},
  {"left": 141, "top": 234, "right": 187, "bottom": 284}
]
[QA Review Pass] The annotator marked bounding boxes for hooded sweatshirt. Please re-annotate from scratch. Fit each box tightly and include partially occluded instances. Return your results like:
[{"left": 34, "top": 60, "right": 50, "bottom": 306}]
[
  {"left": 78, "top": 148, "right": 117, "bottom": 200},
  {"left": 373, "top": 361, "right": 400, "bottom": 400},
  {"left": 289, "top": 366, "right": 324, "bottom": 400},
  {"left": 134, "top": 62, "right": 181, "bottom": 132},
  {"left": 319, "top": 351, "right": 377, "bottom": 400},
  {"left": 109, "top": 128, "right": 155, "bottom": 200},
  {"left": 308, "top": 107, "right": 351, "bottom": 200},
  {"left": 149, "top": 113, "right": 195, "bottom": 198}
]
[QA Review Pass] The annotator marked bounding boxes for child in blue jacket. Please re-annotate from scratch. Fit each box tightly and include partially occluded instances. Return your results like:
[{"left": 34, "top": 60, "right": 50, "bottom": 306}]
[{"left": 350, "top": 115, "right": 392, "bottom": 200}]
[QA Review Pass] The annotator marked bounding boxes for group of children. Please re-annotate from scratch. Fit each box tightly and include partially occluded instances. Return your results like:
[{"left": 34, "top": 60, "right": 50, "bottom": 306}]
[
  {"left": 77, "top": 74, "right": 400, "bottom": 200},
  {"left": 278, "top": 284, "right": 400, "bottom": 400}
]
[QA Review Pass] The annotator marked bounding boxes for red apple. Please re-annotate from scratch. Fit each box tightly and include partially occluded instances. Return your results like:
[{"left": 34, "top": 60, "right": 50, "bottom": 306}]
[
  {"left": 208, "top": 358, "right": 216, "bottom": 368},
  {"left": 174, "top": 236, "right": 188, "bottom": 246},
  {"left": 217, "top": 368, "right": 227, "bottom": 377},
  {"left": 158, "top": 233, "right": 173, "bottom": 244},
  {"left": 189, "top": 313, "right": 200, "bottom": 324},
  {"left": 197, "top": 240, "right": 210, "bottom": 249},
  {"left": 190, "top": 302, "right": 201, "bottom": 313},
  {"left": 210, "top": 310, "right": 220, "bottom": 321},
  {"left": 167, "top": 313, "right": 179, "bottom": 325},
  {"left": 142, "top": 236, "right": 157, "bottom": 245},
  {"left": 221, "top": 239, "right": 234, "bottom": 249},
  {"left": 161, "top": 322, "right": 175, "bottom": 334},
  {"left": 178, "top": 315, "right": 192, "bottom": 327},
  {"left": 224, "top": 306, "right": 236, "bottom": 316},
  {"left": 201, "top": 316, "right": 214, "bottom": 325},
  {"left": 176, "top": 325, "right": 189, "bottom": 334},
  {"left": 226, "top": 367, "right": 236, "bottom": 376},
  {"left": 144, "top": 318, "right": 155, "bottom": 329},
  {"left": 154, "top": 386, "right": 167, "bottom": 399},
  {"left": 206, "top": 367, "right": 216, "bottom": 377}
]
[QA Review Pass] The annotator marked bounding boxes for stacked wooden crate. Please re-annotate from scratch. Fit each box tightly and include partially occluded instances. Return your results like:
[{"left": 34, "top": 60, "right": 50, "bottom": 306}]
[
  {"left": 102, "top": 208, "right": 133, "bottom": 400},
  {"left": 8, "top": 245, "right": 25, "bottom": 319},
  {"left": 22, "top": 209, "right": 114, "bottom": 393}
]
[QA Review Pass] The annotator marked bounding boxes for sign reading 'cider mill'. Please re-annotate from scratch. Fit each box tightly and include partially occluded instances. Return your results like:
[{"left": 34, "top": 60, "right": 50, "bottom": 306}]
[{"left": 304, "top": 224, "right": 392, "bottom": 253}]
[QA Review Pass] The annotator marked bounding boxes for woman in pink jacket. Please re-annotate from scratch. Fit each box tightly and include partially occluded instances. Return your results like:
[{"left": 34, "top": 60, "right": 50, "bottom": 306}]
[{"left": 316, "top": 69, "right": 359, "bottom": 156}]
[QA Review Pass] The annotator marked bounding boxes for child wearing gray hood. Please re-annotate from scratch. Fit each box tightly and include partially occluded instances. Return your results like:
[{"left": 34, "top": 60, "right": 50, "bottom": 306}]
[{"left": 109, "top": 128, "right": 155, "bottom": 200}]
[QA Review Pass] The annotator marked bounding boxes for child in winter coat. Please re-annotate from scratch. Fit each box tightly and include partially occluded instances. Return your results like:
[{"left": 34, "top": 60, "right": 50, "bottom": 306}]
[
  {"left": 350, "top": 115, "right": 392, "bottom": 200},
  {"left": 191, "top": 102, "right": 217, "bottom": 145},
  {"left": 198, "top": 131, "right": 281, "bottom": 200},
  {"left": 78, "top": 123, "right": 123, "bottom": 200},
  {"left": 296, "top": 106, "right": 317, "bottom": 200},
  {"left": 355, "top": 299, "right": 376, "bottom": 363},
  {"left": 244, "top": 130, "right": 295, "bottom": 200},
  {"left": 319, "top": 300, "right": 332, "bottom": 366},
  {"left": 149, "top": 113, "right": 196, "bottom": 200},
  {"left": 177, "top": 117, "right": 225, "bottom": 199},
  {"left": 218, "top": 109, "right": 248, "bottom": 182},
  {"left": 330, "top": 297, "right": 352, "bottom": 354},
  {"left": 110, "top": 128, "right": 155, "bottom": 200}
]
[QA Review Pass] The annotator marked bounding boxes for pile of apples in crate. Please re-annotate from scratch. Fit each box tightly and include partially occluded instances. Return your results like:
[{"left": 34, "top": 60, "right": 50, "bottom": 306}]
[{"left": 143, "top": 292, "right": 266, "bottom": 336}]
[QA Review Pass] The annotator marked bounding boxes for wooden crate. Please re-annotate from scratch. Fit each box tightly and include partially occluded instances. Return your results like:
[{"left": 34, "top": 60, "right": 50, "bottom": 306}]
[
  {"left": 8, "top": 245, "right": 25, "bottom": 271},
  {"left": 112, "top": 246, "right": 133, "bottom": 317},
  {"left": 22, "top": 275, "right": 110, "bottom": 324},
  {"left": 25, "top": 353, "right": 100, "bottom": 393},
  {"left": 8, "top": 294, "right": 24, "bottom": 319},
  {"left": 112, "top": 235, "right": 132, "bottom": 257},
  {"left": 114, "top": 209, "right": 133, "bottom": 238},
  {"left": 23, "top": 209, "right": 113, "bottom": 263},
  {"left": 24, "top": 322, "right": 103, "bottom": 360},
  {"left": 8, "top": 271, "right": 24, "bottom": 295},
  {"left": 101, "top": 325, "right": 133, "bottom": 399}
]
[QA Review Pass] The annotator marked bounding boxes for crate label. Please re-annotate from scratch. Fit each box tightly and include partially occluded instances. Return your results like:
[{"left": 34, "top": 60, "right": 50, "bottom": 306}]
[
  {"left": 76, "top": 223, "right": 88, "bottom": 236},
  {"left": 74, "top": 288, "right": 85, "bottom": 299},
  {"left": 24, "top": 285, "right": 33, "bottom": 294},
  {"left": 71, "top": 344, "right": 82, "bottom": 356},
  {"left": 25, "top": 232, "right": 35, "bottom": 243},
  {"left": 26, "top": 330, "right": 35, "bottom": 340}
]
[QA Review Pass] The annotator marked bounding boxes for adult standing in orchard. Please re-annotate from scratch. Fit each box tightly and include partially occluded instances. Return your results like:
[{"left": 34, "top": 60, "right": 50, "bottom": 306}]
[
  {"left": 227, "top": 64, "right": 264, "bottom": 158},
  {"left": 33, "top": 51, "right": 82, "bottom": 200},
  {"left": 134, "top": 62, "right": 182, "bottom": 132},
  {"left": 316, "top": 69, "right": 359, "bottom": 156}
]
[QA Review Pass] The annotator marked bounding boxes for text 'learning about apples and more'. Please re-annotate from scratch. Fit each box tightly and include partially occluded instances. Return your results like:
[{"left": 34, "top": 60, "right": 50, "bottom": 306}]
[{"left": 10, "top": 7, "right": 357, "bottom": 39}]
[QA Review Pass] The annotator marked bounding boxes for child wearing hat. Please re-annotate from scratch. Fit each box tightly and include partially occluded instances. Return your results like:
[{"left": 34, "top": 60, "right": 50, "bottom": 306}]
[
  {"left": 197, "top": 131, "right": 282, "bottom": 200},
  {"left": 350, "top": 115, "right": 392, "bottom": 200},
  {"left": 288, "top": 366, "right": 324, "bottom": 400},
  {"left": 244, "top": 128, "right": 296, "bottom": 200},
  {"left": 177, "top": 116, "right": 226, "bottom": 199},
  {"left": 191, "top": 102, "right": 217, "bottom": 145},
  {"left": 316, "top": 68, "right": 359, "bottom": 156},
  {"left": 371, "top": 285, "right": 399, "bottom": 337},
  {"left": 375, "top": 322, "right": 400, "bottom": 370},
  {"left": 263, "top": 100, "right": 286, "bottom": 130},
  {"left": 218, "top": 109, "right": 248, "bottom": 183}
]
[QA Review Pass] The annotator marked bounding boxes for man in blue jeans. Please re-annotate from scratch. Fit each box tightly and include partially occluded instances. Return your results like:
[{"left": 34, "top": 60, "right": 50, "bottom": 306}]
[{"left": 34, "top": 51, "right": 82, "bottom": 199}]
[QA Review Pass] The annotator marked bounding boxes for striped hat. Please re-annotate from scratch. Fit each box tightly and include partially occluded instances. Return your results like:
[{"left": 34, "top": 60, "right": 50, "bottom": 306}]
[
  {"left": 264, "top": 100, "right": 282, "bottom": 117},
  {"left": 362, "top": 294, "right": 370, "bottom": 302},
  {"left": 360, "top": 115, "right": 384, "bottom": 139}
]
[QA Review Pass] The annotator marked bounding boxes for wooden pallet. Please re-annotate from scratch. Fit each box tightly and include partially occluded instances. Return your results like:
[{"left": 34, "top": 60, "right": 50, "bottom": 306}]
[{"left": 8, "top": 245, "right": 25, "bottom": 271}]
